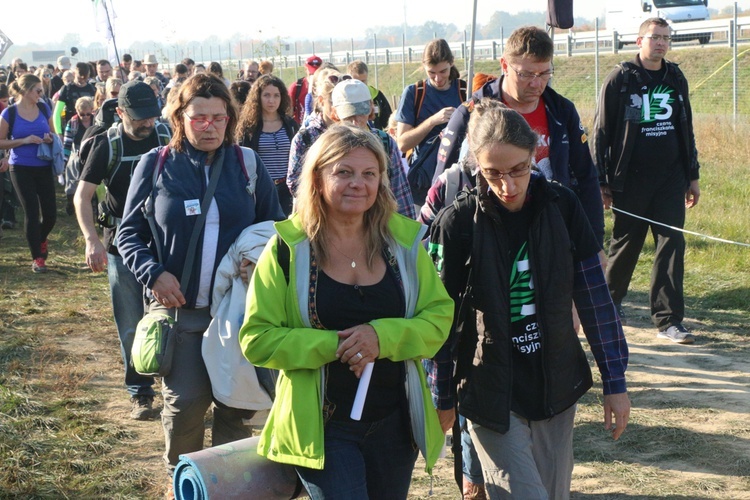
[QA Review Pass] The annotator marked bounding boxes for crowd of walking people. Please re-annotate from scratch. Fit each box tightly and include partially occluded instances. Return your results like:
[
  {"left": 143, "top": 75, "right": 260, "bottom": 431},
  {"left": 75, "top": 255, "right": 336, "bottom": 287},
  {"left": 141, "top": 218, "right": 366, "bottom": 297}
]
[{"left": 0, "top": 18, "right": 706, "bottom": 499}]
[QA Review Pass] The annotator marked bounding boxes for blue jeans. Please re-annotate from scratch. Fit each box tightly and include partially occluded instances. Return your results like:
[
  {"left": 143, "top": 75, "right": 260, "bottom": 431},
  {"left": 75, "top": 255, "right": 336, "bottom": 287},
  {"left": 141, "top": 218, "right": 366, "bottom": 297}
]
[
  {"left": 296, "top": 408, "right": 418, "bottom": 500},
  {"left": 460, "top": 415, "right": 485, "bottom": 484},
  {"left": 107, "top": 252, "right": 155, "bottom": 397}
]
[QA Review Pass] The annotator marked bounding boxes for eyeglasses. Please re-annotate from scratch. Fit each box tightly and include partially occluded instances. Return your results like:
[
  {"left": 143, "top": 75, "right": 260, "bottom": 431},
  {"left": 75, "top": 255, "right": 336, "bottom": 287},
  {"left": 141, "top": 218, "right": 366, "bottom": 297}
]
[
  {"left": 43, "top": 74, "right": 52, "bottom": 79},
  {"left": 480, "top": 161, "right": 531, "bottom": 181},
  {"left": 643, "top": 34, "right": 672, "bottom": 42},
  {"left": 327, "top": 74, "right": 352, "bottom": 85},
  {"left": 507, "top": 64, "right": 554, "bottom": 82},
  {"left": 185, "top": 114, "right": 230, "bottom": 131},
  {"left": 79, "top": 113, "right": 93, "bottom": 117}
]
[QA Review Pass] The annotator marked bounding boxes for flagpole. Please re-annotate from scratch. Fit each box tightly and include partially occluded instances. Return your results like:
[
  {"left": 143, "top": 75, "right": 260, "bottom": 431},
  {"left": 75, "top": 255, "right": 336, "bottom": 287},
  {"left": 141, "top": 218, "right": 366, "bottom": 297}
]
[
  {"left": 468, "top": 0, "right": 478, "bottom": 91},
  {"left": 100, "top": 0, "right": 121, "bottom": 70}
]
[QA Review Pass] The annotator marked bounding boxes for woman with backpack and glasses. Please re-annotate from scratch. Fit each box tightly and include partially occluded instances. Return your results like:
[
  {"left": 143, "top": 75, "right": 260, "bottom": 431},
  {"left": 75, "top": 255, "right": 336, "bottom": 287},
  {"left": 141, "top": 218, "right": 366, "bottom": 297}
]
[
  {"left": 0, "top": 74, "right": 56, "bottom": 273},
  {"left": 117, "top": 73, "right": 285, "bottom": 497}
]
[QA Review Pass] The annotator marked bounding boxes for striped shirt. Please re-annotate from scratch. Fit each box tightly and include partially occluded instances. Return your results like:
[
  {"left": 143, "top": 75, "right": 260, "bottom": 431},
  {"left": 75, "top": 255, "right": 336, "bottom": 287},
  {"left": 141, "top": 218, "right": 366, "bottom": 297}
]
[{"left": 256, "top": 129, "right": 291, "bottom": 180}]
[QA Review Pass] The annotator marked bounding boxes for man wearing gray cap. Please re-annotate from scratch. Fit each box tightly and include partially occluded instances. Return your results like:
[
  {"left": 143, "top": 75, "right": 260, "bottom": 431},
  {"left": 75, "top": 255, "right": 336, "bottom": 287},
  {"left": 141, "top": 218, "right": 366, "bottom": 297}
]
[
  {"left": 74, "top": 81, "right": 171, "bottom": 420},
  {"left": 331, "top": 79, "right": 415, "bottom": 218},
  {"left": 50, "top": 56, "right": 71, "bottom": 96}
]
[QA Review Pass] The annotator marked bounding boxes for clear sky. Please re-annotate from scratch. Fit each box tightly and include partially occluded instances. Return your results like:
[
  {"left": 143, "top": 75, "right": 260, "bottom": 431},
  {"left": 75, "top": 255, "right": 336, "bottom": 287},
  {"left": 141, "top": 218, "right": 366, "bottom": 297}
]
[{"left": 2, "top": 0, "right": 748, "bottom": 47}]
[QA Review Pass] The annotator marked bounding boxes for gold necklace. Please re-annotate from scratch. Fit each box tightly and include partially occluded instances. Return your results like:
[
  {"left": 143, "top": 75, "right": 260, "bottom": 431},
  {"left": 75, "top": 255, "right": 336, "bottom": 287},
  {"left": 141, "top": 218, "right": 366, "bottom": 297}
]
[{"left": 330, "top": 240, "right": 364, "bottom": 269}]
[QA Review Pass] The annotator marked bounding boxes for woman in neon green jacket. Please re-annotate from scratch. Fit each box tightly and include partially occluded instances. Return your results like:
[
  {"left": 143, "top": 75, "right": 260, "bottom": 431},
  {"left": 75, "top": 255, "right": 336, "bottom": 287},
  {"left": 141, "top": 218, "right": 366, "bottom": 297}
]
[{"left": 240, "top": 123, "right": 453, "bottom": 500}]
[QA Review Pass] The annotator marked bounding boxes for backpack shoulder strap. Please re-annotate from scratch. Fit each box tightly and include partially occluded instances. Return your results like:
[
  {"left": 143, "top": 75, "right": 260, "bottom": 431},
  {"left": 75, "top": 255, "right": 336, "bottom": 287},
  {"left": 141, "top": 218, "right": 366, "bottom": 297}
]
[
  {"left": 37, "top": 101, "right": 50, "bottom": 120},
  {"left": 374, "top": 129, "right": 392, "bottom": 157},
  {"left": 155, "top": 122, "right": 171, "bottom": 146},
  {"left": 413, "top": 80, "right": 427, "bottom": 120},
  {"left": 444, "top": 164, "right": 462, "bottom": 204},
  {"left": 617, "top": 62, "right": 643, "bottom": 94},
  {"left": 458, "top": 79, "right": 468, "bottom": 102},
  {"left": 6, "top": 105, "right": 17, "bottom": 136},
  {"left": 234, "top": 144, "right": 258, "bottom": 197},
  {"left": 143, "top": 146, "right": 171, "bottom": 265},
  {"left": 104, "top": 123, "right": 123, "bottom": 186}
]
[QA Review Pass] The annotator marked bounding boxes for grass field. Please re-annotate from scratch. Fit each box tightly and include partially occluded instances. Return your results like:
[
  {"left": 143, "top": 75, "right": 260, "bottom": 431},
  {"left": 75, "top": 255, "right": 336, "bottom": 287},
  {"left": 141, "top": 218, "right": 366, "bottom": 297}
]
[{"left": 1, "top": 44, "right": 749, "bottom": 498}]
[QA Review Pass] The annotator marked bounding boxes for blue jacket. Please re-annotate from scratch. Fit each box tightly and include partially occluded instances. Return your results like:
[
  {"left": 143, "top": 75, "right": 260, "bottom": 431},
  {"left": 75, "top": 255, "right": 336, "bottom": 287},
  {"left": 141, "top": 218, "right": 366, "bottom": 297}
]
[
  {"left": 435, "top": 77, "right": 605, "bottom": 248},
  {"left": 118, "top": 141, "right": 285, "bottom": 308}
]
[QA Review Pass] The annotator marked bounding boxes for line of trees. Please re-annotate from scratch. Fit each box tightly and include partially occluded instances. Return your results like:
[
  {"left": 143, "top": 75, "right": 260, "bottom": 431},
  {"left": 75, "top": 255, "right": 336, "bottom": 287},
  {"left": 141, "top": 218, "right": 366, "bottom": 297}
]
[{"left": 3, "top": 7, "right": 742, "bottom": 66}]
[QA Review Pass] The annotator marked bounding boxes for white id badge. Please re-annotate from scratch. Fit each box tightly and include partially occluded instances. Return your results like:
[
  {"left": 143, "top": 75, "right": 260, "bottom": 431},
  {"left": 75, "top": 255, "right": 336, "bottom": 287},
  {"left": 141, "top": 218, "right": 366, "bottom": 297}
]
[{"left": 184, "top": 199, "right": 201, "bottom": 216}]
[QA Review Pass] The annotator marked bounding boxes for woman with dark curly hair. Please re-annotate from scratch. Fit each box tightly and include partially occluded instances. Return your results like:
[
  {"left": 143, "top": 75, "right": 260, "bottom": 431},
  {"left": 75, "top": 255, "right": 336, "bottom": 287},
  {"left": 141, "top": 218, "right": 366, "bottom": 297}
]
[{"left": 236, "top": 74, "right": 298, "bottom": 215}]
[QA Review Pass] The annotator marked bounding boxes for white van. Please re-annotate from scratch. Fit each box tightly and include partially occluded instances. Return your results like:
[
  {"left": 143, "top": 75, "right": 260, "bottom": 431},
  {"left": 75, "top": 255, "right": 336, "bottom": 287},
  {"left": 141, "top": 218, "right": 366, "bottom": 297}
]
[{"left": 606, "top": 0, "right": 711, "bottom": 47}]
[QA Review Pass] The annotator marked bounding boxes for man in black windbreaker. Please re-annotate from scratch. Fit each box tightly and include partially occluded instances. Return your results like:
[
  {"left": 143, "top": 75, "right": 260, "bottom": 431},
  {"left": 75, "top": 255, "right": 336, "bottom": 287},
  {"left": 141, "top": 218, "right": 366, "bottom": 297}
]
[{"left": 591, "top": 17, "right": 700, "bottom": 345}]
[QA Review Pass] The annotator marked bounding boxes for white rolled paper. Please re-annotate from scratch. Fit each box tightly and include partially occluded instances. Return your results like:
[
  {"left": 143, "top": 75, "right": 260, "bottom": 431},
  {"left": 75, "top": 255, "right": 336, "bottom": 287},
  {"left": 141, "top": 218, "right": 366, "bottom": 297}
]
[{"left": 349, "top": 362, "right": 374, "bottom": 421}]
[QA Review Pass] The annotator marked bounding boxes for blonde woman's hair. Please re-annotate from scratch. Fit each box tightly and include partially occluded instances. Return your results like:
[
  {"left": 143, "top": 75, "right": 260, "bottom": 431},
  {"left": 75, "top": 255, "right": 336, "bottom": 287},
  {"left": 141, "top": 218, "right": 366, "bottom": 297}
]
[
  {"left": 75, "top": 96, "right": 94, "bottom": 114},
  {"left": 295, "top": 123, "right": 397, "bottom": 268},
  {"left": 311, "top": 68, "right": 339, "bottom": 114},
  {"left": 105, "top": 77, "right": 123, "bottom": 98}
]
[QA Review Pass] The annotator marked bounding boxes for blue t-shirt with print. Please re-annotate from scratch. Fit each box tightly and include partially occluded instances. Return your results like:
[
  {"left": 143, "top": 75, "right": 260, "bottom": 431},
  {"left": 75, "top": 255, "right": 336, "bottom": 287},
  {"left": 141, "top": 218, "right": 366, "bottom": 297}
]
[
  {"left": 1, "top": 102, "right": 52, "bottom": 167},
  {"left": 394, "top": 79, "right": 464, "bottom": 159}
]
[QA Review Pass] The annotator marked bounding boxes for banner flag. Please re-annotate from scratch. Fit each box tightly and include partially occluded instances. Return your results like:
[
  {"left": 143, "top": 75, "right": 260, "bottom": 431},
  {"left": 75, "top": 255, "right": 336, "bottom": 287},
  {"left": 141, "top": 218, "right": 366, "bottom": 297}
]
[
  {"left": 0, "top": 29, "right": 13, "bottom": 63},
  {"left": 92, "top": 0, "right": 118, "bottom": 64}
]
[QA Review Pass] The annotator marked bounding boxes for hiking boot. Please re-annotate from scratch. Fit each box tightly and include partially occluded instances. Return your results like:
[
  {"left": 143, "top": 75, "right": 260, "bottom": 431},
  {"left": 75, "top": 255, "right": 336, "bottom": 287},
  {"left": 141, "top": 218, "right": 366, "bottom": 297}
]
[
  {"left": 40, "top": 240, "right": 48, "bottom": 259},
  {"left": 1, "top": 220, "right": 14, "bottom": 229},
  {"left": 657, "top": 324, "right": 695, "bottom": 344},
  {"left": 130, "top": 395, "right": 156, "bottom": 420},
  {"left": 463, "top": 477, "right": 488, "bottom": 500},
  {"left": 615, "top": 304, "right": 627, "bottom": 325},
  {"left": 32, "top": 258, "right": 48, "bottom": 273}
]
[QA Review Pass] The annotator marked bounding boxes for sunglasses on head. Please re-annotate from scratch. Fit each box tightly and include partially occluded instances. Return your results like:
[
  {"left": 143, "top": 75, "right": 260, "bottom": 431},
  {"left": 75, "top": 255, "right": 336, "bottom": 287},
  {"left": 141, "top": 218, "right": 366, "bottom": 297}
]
[{"left": 327, "top": 74, "right": 352, "bottom": 84}]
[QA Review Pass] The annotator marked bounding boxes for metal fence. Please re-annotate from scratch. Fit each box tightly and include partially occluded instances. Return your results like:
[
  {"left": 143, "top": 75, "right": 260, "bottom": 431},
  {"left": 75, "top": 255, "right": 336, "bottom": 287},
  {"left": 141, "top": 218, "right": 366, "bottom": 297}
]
[{"left": 61, "top": 13, "right": 750, "bottom": 124}]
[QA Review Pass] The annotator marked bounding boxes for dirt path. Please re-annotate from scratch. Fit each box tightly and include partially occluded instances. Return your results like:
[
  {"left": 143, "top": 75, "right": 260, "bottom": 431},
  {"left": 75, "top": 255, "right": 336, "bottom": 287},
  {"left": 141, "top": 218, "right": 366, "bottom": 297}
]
[{"left": 73, "top": 303, "right": 748, "bottom": 499}]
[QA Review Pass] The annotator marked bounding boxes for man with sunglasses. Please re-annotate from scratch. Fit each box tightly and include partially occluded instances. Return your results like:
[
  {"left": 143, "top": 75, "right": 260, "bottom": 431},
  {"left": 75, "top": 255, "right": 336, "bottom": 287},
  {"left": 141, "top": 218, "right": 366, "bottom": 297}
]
[
  {"left": 73, "top": 81, "right": 171, "bottom": 420},
  {"left": 591, "top": 17, "right": 700, "bottom": 345},
  {"left": 434, "top": 26, "right": 604, "bottom": 250}
]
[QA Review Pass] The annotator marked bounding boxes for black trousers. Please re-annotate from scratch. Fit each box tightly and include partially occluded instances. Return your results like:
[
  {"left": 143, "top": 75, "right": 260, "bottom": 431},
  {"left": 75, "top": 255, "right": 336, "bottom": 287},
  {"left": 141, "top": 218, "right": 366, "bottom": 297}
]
[
  {"left": 607, "top": 168, "right": 687, "bottom": 330},
  {"left": 1, "top": 170, "right": 18, "bottom": 224},
  {"left": 9, "top": 165, "right": 57, "bottom": 260}
]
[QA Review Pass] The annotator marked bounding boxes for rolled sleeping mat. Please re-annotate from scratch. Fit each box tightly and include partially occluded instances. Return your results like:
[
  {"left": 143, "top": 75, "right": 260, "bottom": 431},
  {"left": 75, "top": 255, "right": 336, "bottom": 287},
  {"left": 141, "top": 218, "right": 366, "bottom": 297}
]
[{"left": 173, "top": 436, "right": 306, "bottom": 499}]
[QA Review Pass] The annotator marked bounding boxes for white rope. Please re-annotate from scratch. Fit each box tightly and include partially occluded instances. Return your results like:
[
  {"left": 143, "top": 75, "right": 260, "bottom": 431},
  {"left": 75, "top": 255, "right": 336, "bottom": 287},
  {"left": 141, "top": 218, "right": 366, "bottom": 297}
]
[{"left": 611, "top": 207, "right": 750, "bottom": 248}]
